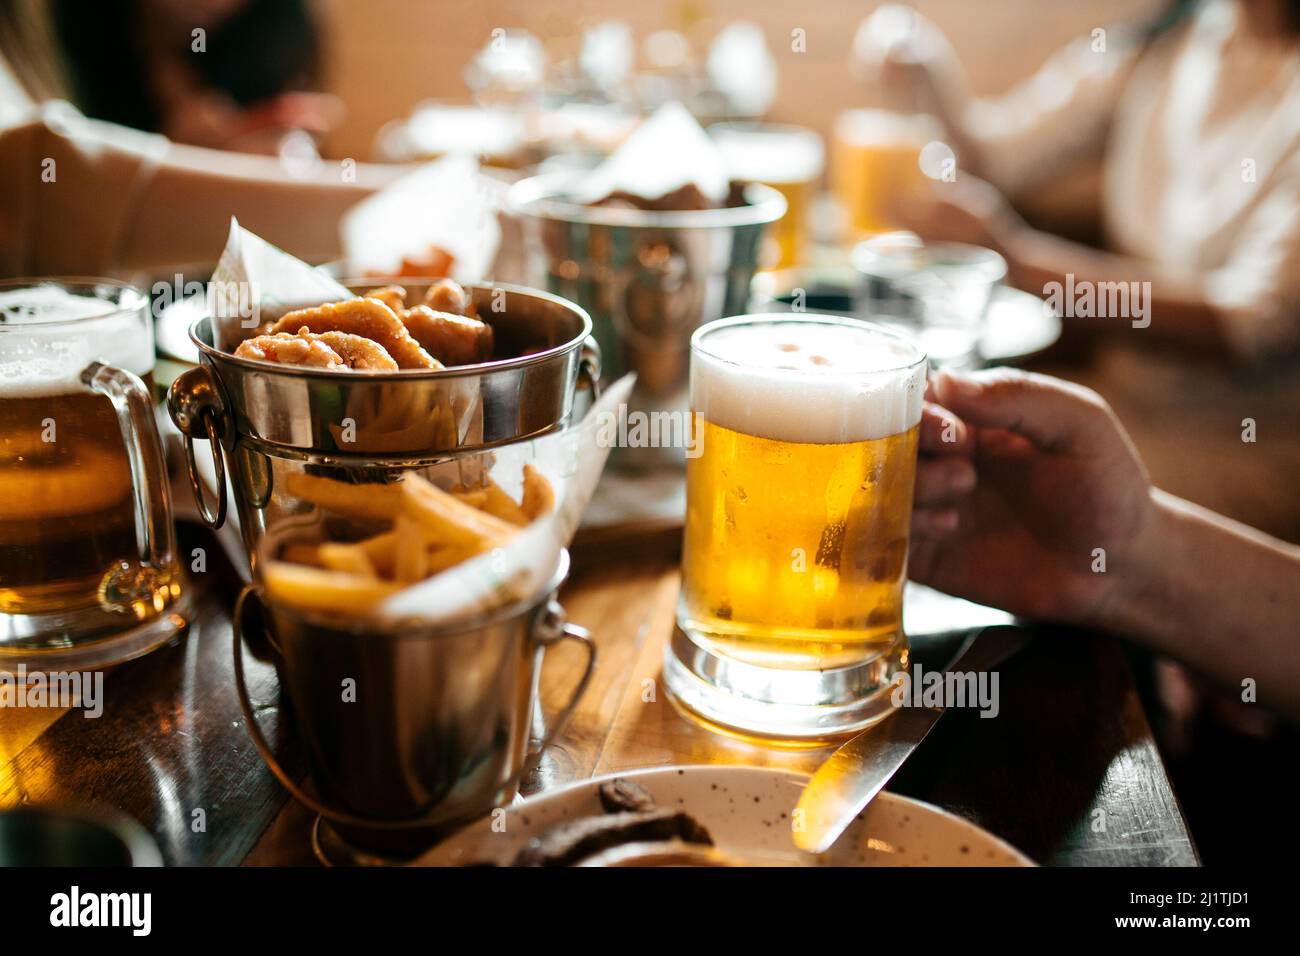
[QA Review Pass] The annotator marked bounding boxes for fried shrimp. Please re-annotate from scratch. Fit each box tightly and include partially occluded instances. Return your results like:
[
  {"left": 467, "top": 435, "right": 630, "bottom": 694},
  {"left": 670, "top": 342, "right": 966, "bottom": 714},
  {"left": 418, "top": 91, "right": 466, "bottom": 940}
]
[
  {"left": 423, "top": 278, "right": 473, "bottom": 316},
  {"left": 234, "top": 329, "right": 400, "bottom": 371},
  {"left": 311, "top": 331, "right": 400, "bottom": 370},
  {"left": 235, "top": 331, "right": 347, "bottom": 369},
  {"left": 271, "top": 297, "right": 438, "bottom": 369},
  {"left": 365, "top": 284, "right": 407, "bottom": 315},
  {"left": 402, "top": 305, "right": 494, "bottom": 366}
]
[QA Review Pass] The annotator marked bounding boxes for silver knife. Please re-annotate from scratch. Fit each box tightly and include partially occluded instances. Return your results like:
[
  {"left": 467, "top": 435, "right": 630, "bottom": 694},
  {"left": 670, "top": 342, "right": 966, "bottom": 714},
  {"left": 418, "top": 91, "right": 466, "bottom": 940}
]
[{"left": 793, "top": 626, "right": 1032, "bottom": 854}]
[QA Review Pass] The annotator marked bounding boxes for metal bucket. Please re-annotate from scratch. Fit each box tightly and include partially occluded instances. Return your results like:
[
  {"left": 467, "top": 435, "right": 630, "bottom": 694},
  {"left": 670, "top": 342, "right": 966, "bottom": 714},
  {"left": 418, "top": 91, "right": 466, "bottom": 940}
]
[
  {"left": 233, "top": 550, "right": 594, "bottom": 862},
  {"left": 166, "top": 281, "right": 598, "bottom": 577},
  {"left": 508, "top": 174, "right": 785, "bottom": 406}
]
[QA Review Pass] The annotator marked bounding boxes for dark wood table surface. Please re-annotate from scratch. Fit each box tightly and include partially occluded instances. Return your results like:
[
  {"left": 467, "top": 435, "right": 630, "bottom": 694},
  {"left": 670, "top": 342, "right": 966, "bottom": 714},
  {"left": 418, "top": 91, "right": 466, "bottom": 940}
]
[{"left": 0, "top": 521, "right": 1197, "bottom": 867}]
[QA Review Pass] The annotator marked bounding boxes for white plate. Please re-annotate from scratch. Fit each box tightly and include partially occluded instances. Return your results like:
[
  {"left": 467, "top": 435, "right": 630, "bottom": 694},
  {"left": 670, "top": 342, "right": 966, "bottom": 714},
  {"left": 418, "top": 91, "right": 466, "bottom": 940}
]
[
  {"left": 982, "top": 285, "right": 1061, "bottom": 363},
  {"left": 415, "top": 765, "right": 1033, "bottom": 867}
]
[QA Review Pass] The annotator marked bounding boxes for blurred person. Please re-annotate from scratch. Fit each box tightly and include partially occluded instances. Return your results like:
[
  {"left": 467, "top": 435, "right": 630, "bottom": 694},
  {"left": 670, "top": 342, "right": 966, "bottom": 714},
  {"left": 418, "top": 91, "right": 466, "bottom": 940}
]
[
  {"left": 50, "top": 0, "right": 342, "bottom": 155},
  {"left": 0, "top": 0, "right": 399, "bottom": 276},
  {"left": 855, "top": 0, "right": 1300, "bottom": 362},
  {"left": 914, "top": 367, "right": 1300, "bottom": 722}
]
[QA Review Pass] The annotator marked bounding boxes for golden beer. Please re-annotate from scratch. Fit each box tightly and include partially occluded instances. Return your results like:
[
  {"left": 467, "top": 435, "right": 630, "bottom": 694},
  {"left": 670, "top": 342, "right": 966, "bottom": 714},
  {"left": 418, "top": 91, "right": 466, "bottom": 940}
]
[
  {"left": 710, "top": 123, "right": 825, "bottom": 271},
  {"left": 0, "top": 280, "right": 183, "bottom": 669},
  {"left": 681, "top": 418, "right": 918, "bottom": 670},
  {"left": 831, "top": 109, "right": 940, "bottom": 237},
  {"left": 0, "top": 383, "right": 149, "bottom": 613},
  {"left": 669, "top": 315, "right": 926, "bottom": 738}
]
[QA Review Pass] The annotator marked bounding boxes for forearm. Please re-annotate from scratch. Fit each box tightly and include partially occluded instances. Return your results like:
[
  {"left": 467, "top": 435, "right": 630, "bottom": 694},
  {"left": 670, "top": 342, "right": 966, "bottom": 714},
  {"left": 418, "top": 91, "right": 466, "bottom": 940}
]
[
  {"left": 1001, "top": 227, "right": 1228, "bottom": 351},
  {"left": 1104, "top": 489, "right": 1300, "bottom": 720},
  {"left": 4, "top": 109, "right": 407, "bottom": 275},
  {"left": 120, "top": 145, "right": 405, "bottom": 271}
]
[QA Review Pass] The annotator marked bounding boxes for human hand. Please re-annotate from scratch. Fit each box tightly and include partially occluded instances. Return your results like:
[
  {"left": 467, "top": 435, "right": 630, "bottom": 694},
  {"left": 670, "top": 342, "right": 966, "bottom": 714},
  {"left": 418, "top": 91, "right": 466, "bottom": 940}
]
[
  {"left": 892, "top": 176, "right": 1028, "bottom": 259},
  {"left": 851, "top": 5, "right": 961, "bottom": 102},
  {"left": 910, "top": 368, "right": 1156, "bottom": 625}
]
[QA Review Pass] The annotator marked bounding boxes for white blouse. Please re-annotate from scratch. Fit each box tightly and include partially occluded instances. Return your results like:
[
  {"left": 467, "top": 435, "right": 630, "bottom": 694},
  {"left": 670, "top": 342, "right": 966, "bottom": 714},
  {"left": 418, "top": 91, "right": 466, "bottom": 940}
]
[{"left": 967, "top": 0, "right": 1300, "bottom": 361}]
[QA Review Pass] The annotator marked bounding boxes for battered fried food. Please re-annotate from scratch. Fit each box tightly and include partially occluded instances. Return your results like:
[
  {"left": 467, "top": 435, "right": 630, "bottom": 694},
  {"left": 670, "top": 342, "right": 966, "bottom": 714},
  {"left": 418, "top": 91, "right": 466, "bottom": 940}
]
[
  {"left": 270, "top": 297, "right": 439, "bottom": 370},
  {"left": 234, "top": 330, "right": 399, "bottom": 371},
  {"left": 365, "top": 284, "right": 407, "bottom": 315},
  {"left": 402, "top": 305, "right": 494, "bottom": 366},
  {"left": 235, "top": 332, "right": 347, "bottom": 369},
  {"left": 423, "top": 277, "right": 473, "bottom": 316},
  {"left": 311, "top": 330, "right": 399, "bottom": 371}
]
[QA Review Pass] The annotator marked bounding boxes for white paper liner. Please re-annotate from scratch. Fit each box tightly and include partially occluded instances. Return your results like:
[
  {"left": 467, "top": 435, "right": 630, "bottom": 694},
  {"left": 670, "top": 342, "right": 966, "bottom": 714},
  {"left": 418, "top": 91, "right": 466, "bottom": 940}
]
[
  {"left": 374, "top": 373, "right": 633, "bottom": 627},
  {"left": 209, "top": 218, "right": 349, "bottom": 352}
]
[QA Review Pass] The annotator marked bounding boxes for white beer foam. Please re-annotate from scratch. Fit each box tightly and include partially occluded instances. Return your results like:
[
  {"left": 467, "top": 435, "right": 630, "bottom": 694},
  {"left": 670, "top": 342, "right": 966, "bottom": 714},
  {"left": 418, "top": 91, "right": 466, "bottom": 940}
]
[
  {"left": 714, "top": 129, "right": 824, "bottom": 184},
  {"left": 692, "top": 318, "right": 925, "bottom": 444},
  {"left": 0, "top": 286, "right": 153, "bottom": 397},
  {"left": 834, "top": 108, "right": 942, "bottom": 147}
]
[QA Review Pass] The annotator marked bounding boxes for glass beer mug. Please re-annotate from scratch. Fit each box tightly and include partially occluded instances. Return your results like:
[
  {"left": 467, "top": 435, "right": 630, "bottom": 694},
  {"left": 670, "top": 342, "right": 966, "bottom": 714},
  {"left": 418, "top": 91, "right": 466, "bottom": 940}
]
[
  {"left": 667, "top": 314, "right": 926, "bottom": 739},
  {"left": 710, "top": 122, "right": 826, "bottom": 271},
  {"left": 0, "top": 279, "right": 185, "bottom": 672}
]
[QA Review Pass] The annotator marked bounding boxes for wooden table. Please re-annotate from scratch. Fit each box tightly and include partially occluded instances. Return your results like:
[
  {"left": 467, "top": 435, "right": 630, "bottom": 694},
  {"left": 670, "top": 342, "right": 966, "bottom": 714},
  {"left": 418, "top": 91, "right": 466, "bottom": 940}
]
[{"left": 0, "top": 521, "right": 1196, "bottom": 867}]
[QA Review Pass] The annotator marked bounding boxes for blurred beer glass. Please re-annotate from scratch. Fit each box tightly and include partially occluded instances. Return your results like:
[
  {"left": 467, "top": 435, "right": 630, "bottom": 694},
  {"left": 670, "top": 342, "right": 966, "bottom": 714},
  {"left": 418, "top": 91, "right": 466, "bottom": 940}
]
[
  {"left": 668, "top": 314, "right": 926, "bottom": 738},
  {"left": 709, "top": 122, "right": 825, "bottom": 270},
  {"left": 0, "top": 280, "right": 184, "bottom": 672},
  {"left": 832, "top": 109, "right": 940, "bottom": 236},
  {"left": 854, "top": 233, "right": 1007, "bottom": 370}
]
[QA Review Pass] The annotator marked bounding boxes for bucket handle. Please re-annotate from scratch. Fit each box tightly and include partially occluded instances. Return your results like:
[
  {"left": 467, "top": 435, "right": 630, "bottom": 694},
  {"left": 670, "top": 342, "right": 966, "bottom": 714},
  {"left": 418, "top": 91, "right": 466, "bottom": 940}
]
[
  {"left": 167, "top": 365, "right": 229, "bottom": 528},
  {"left": 230, "top": 584, "right": 596, "bottom": 831},
  {"left": 577, "top": 335, "right": 602, "bottom": 402}
]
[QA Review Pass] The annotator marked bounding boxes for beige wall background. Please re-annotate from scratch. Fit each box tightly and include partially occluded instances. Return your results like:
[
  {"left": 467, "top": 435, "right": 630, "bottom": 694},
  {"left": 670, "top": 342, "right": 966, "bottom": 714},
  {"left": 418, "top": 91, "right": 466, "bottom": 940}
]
[{"left": 317, "top": 0, "right": 1157, "bottom": 161}]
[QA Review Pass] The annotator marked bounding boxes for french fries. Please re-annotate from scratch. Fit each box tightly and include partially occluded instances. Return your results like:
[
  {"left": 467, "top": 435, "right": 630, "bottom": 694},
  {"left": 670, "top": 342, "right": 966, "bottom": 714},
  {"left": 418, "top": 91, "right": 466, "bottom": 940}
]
[
  {"left": 477, "top": 480, "right": 530, "bottom": 527},
  {"left": 521, "top": 464, "right": 555, "bottom": 521},
  {"left": 284, "top": 473, "right": 403, "bottom": 520},
  {"left": 279, "top": 542, "right": 325, "bottom": 567},
  {"left": 265, "top": 465, "right": 554, "bottom": 617},
  {"left": 354, "top": 530, "right": 398, "bottom": 577},
  {"left": 263, "top": 561, "right": 401, "bottom": 614},
  {"left": 317, "top": 542, "right": 379, "bottom": 578},
  {"left": 400, "top": 474, "right": 518, "bottom": 548},
  {"left": 393, "top": 515, "right": 430, "bottom": 583}
]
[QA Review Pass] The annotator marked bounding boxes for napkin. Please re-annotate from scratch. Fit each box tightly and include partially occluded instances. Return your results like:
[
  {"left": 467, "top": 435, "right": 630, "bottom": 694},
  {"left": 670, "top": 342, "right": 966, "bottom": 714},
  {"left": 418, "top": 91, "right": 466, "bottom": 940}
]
[
  {"left": 208, "top": 218, "right": 349, "bottom": 352},
  {"left": 572, "top": 101, "right": 729, "bottom": 206},
  {"left": 339, "top": 154, "right": 502, "bottom": 282}
]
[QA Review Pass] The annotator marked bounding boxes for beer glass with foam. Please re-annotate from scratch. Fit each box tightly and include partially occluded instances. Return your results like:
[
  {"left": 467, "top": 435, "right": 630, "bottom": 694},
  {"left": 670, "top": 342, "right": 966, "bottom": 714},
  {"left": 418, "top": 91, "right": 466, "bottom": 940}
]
[
  {"left": 832, "top": 109, "right": 941, "bottom": 237},
  {"left": 667, "top": 314, "right": 926, "bottom": 738},
  {"left": 710, "top": 122, "right": 825, "bottom": 271},
  {"left": 0, "top": 280, "right": 184, "bottom": 672}
]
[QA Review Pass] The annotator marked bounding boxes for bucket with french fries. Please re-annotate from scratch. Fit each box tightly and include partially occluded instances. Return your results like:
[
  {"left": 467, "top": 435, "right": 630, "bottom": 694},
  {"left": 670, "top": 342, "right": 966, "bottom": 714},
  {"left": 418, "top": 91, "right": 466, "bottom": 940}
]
[
  {"left": 231, "top": 466, "right": 595, "bottom": 863},
  {"left": 166, "top": 271, "right": 616, "bottom": 862}
]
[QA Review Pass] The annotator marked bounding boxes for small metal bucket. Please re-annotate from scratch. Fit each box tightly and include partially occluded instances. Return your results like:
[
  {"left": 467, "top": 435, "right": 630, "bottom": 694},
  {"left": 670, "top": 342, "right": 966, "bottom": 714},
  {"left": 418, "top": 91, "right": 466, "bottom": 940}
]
[
  {"left": 508, "top": 174, "right": 785, "bottom": 405},
  {"left": 166, "top": 281, "right": 598, "bottom": 577},
  {"left": 233, "top": 549, "right": 594, "bottom": 862}
]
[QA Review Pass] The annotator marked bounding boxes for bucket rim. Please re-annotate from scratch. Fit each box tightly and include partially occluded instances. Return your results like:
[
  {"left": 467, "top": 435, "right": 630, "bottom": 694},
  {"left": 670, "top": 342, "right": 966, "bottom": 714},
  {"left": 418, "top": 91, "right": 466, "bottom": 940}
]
[
  {"left": 507, "top": 173, "right": 787, "bottom": 230},
  {"left": 190, "top": 281, "right": 592, "bottom": 383}
]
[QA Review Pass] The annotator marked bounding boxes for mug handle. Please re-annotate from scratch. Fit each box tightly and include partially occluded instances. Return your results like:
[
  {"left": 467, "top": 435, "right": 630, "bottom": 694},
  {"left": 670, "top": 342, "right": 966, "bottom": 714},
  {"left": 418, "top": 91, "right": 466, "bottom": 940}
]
[
  {"left": 231, "top": 585, "right": 597, "bottom": 831},
  {"left": 81, "top": 362, "right": 178, "bottom": 601}
]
